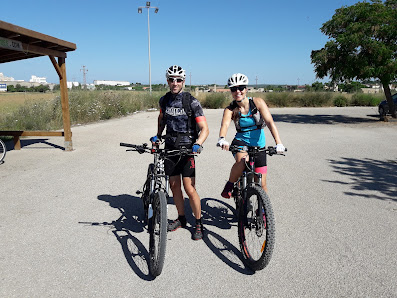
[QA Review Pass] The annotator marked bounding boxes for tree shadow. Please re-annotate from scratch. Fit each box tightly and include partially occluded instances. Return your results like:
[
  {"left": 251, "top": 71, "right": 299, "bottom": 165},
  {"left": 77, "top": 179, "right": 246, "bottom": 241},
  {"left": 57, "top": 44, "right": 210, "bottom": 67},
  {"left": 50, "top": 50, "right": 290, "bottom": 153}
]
[
  {"left": 324, "top": 158, "right": 397, "bottom": 201},
  {"left": 273, "top": 114, "right": 380, "bottom": 125},
  {"left": 200, "top": 197, "right": 253, "bottom": 274},
  {"left": 79, "top": 194, "right": 154, "bottom": 280}
]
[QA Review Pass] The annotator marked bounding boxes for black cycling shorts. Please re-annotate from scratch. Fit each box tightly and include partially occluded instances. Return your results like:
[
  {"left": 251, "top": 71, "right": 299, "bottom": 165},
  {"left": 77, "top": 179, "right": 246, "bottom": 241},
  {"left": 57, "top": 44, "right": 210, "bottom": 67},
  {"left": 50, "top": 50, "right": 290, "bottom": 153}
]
[
  {"left": 164, "top": 144, "right": 196, "bottom": 178},
  {"left": 231, "top": 139, "right": 267, "bottom": 168}
]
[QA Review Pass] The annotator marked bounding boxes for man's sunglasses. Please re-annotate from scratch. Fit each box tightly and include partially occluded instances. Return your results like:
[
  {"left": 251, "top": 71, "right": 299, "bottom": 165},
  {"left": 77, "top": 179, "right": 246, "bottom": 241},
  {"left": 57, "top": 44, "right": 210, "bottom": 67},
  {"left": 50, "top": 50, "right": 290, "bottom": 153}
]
[
  {"left": 230, "top": 85, "right": 246, "bottom": 92},
  {"left": 168, "top": 78, "right": 184, "bottom": 83}
]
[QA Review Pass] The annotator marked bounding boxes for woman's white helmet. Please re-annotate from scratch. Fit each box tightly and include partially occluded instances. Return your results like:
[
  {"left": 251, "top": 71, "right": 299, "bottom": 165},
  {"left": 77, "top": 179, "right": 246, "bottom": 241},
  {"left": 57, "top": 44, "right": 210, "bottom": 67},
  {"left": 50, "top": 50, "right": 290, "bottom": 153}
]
[
  {"left": 227, "top": 73, "right": 249, "bottom": 87},
  {"left": 166, "top": 65, "right": 186, "bottom": 79}
]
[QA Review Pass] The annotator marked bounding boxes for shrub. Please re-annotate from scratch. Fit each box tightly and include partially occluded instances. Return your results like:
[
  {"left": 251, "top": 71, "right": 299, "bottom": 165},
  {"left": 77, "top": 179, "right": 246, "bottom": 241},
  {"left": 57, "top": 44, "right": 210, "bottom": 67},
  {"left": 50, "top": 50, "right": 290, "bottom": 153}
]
[
  {"left": 201, "top": 92, "right": 231, "bottom": 109},
  {"left": 351, "top": 93, "right": 382, "bottom": 106},
  {"left": 265, "top": 92, "right": 292, "bottom": 107},
  {"left": 333, "top": 95, "right": 349, "bottom": 107}
]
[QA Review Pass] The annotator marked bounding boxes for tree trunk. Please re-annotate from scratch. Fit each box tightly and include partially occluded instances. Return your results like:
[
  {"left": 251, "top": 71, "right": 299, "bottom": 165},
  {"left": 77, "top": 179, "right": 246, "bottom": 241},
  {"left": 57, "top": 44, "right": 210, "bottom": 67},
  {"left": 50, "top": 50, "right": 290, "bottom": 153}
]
[{"left": 382, "top": 82, "right": 396, "bottom": 118}]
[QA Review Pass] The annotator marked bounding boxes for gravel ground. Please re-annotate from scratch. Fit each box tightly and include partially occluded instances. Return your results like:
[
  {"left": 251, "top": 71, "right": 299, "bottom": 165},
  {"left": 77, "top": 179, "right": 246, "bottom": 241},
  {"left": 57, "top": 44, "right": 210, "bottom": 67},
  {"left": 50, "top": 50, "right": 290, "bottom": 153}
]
[{"left": 1, "top": 106, "right": 396, "bottom": 298}]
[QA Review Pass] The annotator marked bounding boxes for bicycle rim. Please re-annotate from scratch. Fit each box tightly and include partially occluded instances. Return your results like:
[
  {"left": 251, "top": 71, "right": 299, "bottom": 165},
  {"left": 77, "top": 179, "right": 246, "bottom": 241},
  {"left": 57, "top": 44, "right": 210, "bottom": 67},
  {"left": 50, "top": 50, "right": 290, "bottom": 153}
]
[
  {"left": 148, "top": 191, "right": 167, "bottom": 277},
  {"left": 0, "top": 139, "right": 6, "bottom": 163},
  {"left": 238, "top": 185, "right": 275, "bottom": 271}
]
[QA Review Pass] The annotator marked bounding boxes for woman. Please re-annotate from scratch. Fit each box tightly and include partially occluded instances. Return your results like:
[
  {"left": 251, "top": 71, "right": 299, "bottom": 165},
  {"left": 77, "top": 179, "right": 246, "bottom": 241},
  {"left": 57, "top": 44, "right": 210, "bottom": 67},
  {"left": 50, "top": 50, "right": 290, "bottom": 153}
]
[{"left": 217, "top": 73, "right": 285, "bottom": 198}]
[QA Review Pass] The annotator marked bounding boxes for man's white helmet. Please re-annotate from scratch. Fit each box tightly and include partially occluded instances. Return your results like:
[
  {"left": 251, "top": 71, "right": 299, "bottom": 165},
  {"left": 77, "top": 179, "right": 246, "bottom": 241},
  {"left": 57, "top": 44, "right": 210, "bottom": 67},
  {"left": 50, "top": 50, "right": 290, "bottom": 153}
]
[
  {"left": 227, "top": 73, "right": 249, "bottom": 87},
  {"left": 166, "top": 65, "right": 186, "bottom": 79}
]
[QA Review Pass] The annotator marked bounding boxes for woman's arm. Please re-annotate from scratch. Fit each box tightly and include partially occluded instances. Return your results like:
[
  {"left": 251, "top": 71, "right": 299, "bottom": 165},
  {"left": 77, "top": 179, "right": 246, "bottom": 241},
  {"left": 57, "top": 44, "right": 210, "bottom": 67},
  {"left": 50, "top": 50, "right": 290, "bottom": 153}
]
[{"left": 254, "top": 97, "right": 282, "bottom": 145}]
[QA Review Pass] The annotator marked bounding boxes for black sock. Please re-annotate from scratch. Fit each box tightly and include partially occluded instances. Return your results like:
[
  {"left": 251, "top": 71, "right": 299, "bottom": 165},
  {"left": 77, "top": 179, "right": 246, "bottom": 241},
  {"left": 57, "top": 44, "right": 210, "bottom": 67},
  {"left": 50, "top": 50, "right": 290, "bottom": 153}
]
[{"left": 178, "top": 215, "right": 186, "bottom": 225}]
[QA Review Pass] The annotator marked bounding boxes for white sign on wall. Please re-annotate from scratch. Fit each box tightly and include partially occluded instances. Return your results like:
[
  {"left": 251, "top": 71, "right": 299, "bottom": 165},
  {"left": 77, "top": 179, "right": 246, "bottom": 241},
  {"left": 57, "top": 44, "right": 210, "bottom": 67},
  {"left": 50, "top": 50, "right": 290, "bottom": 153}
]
[
  {"left": 0, "top": 84, "right": 7, "bottom": 92},
  {"left": 0, "top": 37, "right": 23, "bottom": 51}
]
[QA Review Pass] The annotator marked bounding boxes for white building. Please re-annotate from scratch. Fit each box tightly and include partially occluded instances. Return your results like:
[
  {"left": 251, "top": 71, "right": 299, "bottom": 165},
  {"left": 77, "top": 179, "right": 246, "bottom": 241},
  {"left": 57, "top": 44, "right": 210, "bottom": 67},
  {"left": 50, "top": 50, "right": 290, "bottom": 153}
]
[
  {"left": 93, "top": 80, "right": 130, "bottom": 86},
  {"left": 30, "top": 75, "right": 47, "bottom": 84},
  {"left": 67, "top": 81, "right": 80, "bottom": 89},
  {"left": 0, "top": 83, "right": 7, "bottom": 92}
]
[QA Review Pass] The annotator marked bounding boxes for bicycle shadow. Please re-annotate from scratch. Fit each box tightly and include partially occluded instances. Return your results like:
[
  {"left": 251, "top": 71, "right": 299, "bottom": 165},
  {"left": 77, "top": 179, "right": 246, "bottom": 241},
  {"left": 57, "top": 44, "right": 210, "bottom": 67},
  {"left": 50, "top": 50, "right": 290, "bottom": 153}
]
[
  {"left": 79, "top": 194, "right": 154, "bottom": 280},
  {"left": 200, "top": 197, "right": 254, "bottom": 275}
]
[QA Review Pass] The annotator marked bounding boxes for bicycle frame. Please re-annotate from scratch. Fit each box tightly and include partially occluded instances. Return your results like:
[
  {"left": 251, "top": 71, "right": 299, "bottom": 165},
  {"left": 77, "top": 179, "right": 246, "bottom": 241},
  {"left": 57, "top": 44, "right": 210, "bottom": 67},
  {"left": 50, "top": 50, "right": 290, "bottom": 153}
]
[{"left": 149, "top": 147, "right": 170, "bottom": 195}]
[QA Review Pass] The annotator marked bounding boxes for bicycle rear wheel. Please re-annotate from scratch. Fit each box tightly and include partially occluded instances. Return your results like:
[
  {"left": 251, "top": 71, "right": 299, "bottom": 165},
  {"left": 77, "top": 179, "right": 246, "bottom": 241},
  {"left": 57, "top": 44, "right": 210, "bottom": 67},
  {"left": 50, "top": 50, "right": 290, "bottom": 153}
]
[
  {"left": 142, "top": 163, "right": 154, "bottom": 221},
  {"left": 148, "top": 190, "right": 167, "bottom": 277},
  {"left": 0, "top": 139, "right": 6, "bottom": 163},
  {"left": 238, "top": 184, "right": 275, "bottom": 271}
]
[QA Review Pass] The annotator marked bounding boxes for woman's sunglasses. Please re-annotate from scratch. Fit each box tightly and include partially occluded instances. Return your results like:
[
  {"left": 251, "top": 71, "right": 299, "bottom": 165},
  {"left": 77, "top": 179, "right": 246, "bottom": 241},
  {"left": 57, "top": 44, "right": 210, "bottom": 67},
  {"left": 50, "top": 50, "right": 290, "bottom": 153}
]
[
  {"left": 230, "top": 85, "right": 246, "bottom": 92},
  {"left": 168, "top": 78, "right": 184, "bottom": 83}
]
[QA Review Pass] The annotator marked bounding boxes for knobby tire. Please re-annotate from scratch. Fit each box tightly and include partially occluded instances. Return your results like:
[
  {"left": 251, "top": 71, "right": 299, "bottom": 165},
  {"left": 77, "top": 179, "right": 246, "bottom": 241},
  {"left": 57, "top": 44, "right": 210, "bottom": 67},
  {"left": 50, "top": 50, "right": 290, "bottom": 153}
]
[
  {"left": 148, "top": 190, "right": 167, "bottom": 277},
  {"left": 0, "top": 139, "right": 6, "bottom": 163},
  {"left": 142, "top": 164, "right": 154, "bottom": 222},
  {"left": 238, "top": 184, "right": 275, "bottom": 271}
]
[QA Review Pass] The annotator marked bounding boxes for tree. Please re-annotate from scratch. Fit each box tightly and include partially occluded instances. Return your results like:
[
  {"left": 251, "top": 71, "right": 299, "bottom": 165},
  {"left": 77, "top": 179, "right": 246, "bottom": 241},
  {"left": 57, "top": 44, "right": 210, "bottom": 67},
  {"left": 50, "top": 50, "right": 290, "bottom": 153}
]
[
  {"left": 311, "top": 0, "right": 397, "bottom": 117},
  {"left": 312, "top": 81, "right": 324, "bottom": 91}
]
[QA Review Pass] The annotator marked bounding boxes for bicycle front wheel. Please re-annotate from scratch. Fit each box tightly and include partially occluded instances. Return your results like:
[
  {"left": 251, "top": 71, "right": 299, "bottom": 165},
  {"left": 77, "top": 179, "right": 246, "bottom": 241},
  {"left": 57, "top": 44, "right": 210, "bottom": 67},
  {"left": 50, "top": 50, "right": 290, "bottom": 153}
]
[
  {"left": 148, "top": 190, "right": 167, "bottom": 277},
  {"left": 238, "top": 184, "right": 275, "bottom": 271},
  {"left": 0, "top": 139, "right": 6, "bottom": 163}
]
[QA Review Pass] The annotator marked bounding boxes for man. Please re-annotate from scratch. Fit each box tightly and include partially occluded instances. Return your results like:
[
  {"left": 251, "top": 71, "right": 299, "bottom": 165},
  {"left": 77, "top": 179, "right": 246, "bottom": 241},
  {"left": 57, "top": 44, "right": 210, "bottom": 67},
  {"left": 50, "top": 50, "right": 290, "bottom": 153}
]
[{"left": 150, "top": 65, "right": 209, "bottom": 240}]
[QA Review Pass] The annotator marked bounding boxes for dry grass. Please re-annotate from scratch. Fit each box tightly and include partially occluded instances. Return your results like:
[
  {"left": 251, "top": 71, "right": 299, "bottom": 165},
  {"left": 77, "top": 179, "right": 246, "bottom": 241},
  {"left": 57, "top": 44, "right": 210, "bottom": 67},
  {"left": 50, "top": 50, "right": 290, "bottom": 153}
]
[{"left": 0, "top": 92, "right": 59, "bottom": 113}]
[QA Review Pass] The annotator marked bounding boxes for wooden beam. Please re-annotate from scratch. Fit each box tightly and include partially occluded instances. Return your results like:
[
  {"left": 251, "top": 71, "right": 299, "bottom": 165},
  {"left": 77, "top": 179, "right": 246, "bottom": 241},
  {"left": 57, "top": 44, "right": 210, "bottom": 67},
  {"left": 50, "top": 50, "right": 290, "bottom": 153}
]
[
  {"left": 58, "top": 57, "right": 73, "bottom": 151},
  {"left": 22, "top": 42, "right": 66, "bottom": 58},
  {"left": 0, "top": 131, "right": 68, "bottom": 150},
  {"left": 49, "top": 55, "right": 63, "bottom": 79}
]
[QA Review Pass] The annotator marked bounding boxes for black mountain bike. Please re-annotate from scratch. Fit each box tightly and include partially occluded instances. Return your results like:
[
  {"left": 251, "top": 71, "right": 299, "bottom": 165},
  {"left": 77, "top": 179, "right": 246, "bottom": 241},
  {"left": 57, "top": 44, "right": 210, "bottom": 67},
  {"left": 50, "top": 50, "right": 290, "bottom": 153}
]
[
  {"left": 0, "top": 139, "right": 6, "bottom": 164},
  {"left": 120, "top": 141, "right": 193, "bottom": 277},
  {"left": 226, "top": 145, "right": 286, "bottom": 271}
]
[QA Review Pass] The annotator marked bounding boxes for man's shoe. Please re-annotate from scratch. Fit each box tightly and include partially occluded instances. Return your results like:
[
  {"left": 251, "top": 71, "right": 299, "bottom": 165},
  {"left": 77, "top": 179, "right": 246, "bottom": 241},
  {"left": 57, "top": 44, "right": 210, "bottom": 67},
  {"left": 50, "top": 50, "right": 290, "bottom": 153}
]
[
  {"left": 168, "top": 218, "right": 186, "bottom": 232},
  {"left": 192, "top": 223, "right": 203, "bottom": 240},
  {"left": 221, "top": 181, "right": 234, "bottom": 199}
]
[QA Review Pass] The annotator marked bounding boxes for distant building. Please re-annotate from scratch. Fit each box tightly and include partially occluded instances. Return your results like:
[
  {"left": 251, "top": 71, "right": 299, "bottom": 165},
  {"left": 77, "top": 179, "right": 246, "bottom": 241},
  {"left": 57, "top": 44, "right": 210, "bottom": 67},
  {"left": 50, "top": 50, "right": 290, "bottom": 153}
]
[
  {"left": 0, "top": 83, "right": 7, "bottom": 92},
  {"left": 30, "top": 75, "right": 47, "bottom": 84},
  {"left": 93, "top": 80, "right": 130, "bottom": 86},
  {"left": 67, "top": 81, "right": 80, "bottom": 89}
]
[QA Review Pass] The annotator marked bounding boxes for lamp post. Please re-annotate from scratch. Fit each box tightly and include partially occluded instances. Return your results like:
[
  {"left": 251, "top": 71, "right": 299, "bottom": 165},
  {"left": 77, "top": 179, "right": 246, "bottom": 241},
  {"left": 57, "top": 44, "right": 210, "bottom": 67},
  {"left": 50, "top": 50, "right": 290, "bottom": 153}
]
[{"left": 138, "top": 1, "right": 158, "bottom": 94}]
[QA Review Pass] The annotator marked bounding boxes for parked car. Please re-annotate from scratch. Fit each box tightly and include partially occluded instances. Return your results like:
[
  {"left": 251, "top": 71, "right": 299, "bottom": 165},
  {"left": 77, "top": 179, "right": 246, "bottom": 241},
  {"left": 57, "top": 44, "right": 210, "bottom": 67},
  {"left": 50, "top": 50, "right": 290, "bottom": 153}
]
[{"left": 378, "top": 93, "right": 397, "bottom": 116}]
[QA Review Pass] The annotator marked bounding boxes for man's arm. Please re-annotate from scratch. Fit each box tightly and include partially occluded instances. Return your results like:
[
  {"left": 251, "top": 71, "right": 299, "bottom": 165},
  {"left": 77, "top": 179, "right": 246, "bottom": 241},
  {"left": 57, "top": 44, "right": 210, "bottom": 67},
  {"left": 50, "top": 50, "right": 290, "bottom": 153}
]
[
  {"left": 157, "top": 109, "right": 166, "bottom": 137},
  {"left": 195, "top": 117, "right": 209, "bottom": 146}
]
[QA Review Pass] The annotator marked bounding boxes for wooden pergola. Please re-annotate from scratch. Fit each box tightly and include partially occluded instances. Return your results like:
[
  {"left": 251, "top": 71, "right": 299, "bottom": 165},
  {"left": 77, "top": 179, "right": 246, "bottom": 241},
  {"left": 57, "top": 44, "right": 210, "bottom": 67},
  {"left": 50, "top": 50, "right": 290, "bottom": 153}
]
[{"left": 0, "top": 20, "right": 76, "bottom": 151}]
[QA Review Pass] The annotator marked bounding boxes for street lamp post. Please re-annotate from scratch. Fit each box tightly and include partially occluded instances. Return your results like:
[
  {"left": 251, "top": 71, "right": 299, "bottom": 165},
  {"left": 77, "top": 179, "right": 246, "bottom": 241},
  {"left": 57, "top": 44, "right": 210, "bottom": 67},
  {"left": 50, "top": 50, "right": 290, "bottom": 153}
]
[{"left": 138, "top": 1, "right": 158, "bottom": 94}]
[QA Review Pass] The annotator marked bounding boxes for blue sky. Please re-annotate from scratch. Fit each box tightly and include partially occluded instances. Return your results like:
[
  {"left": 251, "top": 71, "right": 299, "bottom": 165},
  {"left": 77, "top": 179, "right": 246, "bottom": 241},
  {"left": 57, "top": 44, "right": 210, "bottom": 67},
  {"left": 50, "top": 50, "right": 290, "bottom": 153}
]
[{"left": 1, "top": 0, "right": 362, "bottom": 86}]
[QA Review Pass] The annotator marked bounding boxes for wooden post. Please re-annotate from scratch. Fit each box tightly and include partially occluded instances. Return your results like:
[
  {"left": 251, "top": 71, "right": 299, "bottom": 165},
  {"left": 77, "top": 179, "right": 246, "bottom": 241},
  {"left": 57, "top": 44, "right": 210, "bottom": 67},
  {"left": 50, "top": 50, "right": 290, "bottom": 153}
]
[{"left": 58, "top": 57, "right": 73, "bottom": 151}]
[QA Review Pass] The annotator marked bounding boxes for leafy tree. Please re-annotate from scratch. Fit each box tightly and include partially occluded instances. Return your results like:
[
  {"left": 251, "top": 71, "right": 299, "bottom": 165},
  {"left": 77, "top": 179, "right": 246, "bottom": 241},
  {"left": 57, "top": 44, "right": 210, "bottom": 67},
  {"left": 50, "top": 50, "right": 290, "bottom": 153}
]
[
  {"left": 312, "top": 81, "right": 324, "bottom": 91},
  {"left": 311, "top": 0, "right": 397, "bottom": 117},
  {"left": 338, "top": 81, "right": 366, "bottom": 93}
]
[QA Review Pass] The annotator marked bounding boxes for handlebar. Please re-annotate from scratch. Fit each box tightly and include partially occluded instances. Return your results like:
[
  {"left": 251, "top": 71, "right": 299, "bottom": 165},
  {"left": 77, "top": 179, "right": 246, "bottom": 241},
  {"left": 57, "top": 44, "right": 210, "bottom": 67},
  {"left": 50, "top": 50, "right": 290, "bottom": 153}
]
[
  {"left": 223, "top": 144, "right": 287, "bottom": 156},
  {"left": 120, "top": 142, "right": 194, "bottom": 156}
]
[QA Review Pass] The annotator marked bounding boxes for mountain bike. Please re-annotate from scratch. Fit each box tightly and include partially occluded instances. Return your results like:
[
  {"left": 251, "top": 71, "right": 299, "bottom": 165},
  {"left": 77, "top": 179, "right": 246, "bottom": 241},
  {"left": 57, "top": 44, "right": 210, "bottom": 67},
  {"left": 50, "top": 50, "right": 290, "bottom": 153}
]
[
  {"left": 225, "top": 145, "right": 286, "bottom": 271},
  {"left": 120, "top": 141, "right": 193, "bottom": 277},
  {"left": 0, "top": 139, "right": 6, "bottom": 163}
]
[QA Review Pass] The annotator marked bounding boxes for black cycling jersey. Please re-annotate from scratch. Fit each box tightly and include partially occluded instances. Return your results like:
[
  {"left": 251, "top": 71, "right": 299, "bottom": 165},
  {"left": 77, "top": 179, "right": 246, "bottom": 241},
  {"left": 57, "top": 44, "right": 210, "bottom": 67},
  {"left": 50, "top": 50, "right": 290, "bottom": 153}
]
[{"left": 159, "top": 91, "right": 204, "bottom": 147}]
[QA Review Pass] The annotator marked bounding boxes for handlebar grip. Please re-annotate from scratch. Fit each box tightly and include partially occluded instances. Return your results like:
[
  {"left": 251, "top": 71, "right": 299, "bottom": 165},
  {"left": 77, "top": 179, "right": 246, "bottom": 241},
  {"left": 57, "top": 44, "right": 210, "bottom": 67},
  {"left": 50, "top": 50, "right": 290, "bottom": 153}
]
[{"left": 120, "top": 142, "right": 135, "bottom": 148}]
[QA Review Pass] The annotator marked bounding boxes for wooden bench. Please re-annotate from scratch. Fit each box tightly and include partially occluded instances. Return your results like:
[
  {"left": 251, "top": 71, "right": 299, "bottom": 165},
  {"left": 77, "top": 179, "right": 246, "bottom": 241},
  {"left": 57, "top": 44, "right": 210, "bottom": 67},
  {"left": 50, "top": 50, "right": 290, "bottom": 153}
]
[{"left": 0, "top": 131, "right": 70, "bottom": 150}]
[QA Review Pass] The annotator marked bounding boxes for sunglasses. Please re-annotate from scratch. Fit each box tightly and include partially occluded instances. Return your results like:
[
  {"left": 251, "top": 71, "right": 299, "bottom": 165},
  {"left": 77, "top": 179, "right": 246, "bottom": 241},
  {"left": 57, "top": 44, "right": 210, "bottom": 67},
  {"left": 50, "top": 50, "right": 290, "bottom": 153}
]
[
  {"left": 168, "top": 78, "right": 184, "bottom": 83},
  {"left": 230, "top": 85, "right": 246, "bottom": 92}
]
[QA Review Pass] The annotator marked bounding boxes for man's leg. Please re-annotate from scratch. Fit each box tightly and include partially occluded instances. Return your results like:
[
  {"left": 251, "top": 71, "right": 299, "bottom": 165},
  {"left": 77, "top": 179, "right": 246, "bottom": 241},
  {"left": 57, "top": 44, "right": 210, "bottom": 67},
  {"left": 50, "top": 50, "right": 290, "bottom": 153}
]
[
  {"left": 169, "top": 175, "right": 185, "bottom": 216},
  {"left": 182, "top": 177, "right": 201, "bottom": 219},
  {"left": 183, "top": 177, "right": 204, "bottom": 240}
]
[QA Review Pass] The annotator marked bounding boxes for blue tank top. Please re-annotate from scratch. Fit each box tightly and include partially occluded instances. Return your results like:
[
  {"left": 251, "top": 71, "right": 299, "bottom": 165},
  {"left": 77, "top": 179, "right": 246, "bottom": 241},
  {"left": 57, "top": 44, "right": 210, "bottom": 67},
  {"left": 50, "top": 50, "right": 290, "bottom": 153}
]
[{"left": 235, "top": 109, "right": 266, "bottom": 147}]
